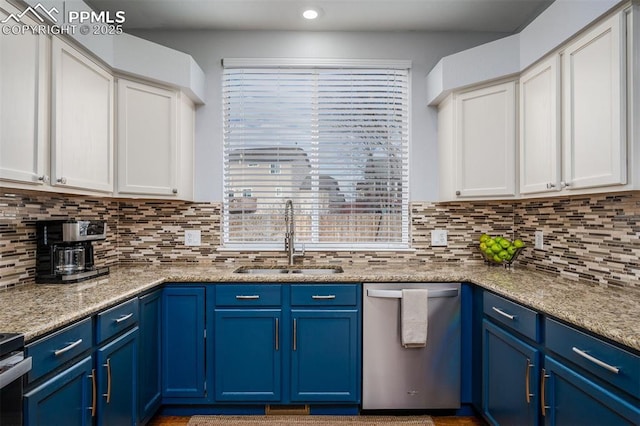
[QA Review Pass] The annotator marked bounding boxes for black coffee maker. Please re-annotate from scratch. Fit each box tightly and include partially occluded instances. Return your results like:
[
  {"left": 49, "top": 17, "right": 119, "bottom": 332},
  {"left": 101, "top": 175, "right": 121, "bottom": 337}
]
[{"left": 36, "top": 220, "right": 109, "bottom": 283}]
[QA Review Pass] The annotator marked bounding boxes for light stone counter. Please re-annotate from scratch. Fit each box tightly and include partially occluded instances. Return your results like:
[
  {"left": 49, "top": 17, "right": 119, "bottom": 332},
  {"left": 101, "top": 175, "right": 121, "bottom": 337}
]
[{"left": 0, "top": 263, "right": 638, "bottom": 352}]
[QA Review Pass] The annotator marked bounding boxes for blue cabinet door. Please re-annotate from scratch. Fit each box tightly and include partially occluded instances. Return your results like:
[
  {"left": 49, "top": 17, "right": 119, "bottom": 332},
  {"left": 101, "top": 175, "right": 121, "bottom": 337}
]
[
  {"left": 96, "top": 327, "right": 138, "bottom": 426},
  {"left": 543, "top": 356, "right": 640, "bottom": 426},
  {"left": 290, "top": 309, "right": 360, "bottom": 403},
  {"left": 214, "top": 309, "right": 282, "bottom": 402},
  {"left": 162, "top": 286, "right": 206, "bottom": 400},
  {"left": 138, "top": 290, "right": 162, "bottom": 423},
  {"left": 24, "top": 356, "right": 93, "bottom": 426},
  {"left": 483, "top": 320, "right": 540, "bottom": 426}
]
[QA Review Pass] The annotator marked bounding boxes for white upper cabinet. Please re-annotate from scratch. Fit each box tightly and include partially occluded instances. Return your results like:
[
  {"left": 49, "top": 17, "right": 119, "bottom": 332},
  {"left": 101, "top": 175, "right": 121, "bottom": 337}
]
[
  {"left": 454, "top": 81, "right": 517, "bottom": 199},
  {"left": 51, "top": 37, "right": 114, "bottom": 193},
  {"left": 561, "top": 12, "right": 627, "bottom": 190},
  {"left": 519, "top": 55, "right": 561, "bottom": 194},
  {"left": 116, "top": 78, "right": 194, "bottom": 200},
  {"left": 0, "top": 2, "right": 49, "bottom": 185},
  {"left": 116, "top": 78, "right": 178, "bottom": 197}
]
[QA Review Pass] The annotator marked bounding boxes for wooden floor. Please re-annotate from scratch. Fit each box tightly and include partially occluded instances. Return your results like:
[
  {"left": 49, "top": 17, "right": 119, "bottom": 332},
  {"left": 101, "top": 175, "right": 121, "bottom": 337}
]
[{"left": 148, "top": 415, "right": 485, "bottom": 426}]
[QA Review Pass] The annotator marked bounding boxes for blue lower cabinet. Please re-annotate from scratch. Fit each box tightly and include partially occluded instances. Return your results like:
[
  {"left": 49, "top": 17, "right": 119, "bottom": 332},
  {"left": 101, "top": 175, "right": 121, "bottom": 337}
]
[
  {"left": 96, "top": 327, "right": 138, "bottom": 426},
  {"left": 483, "top": 320, "right": 540, "bottom": 426},
  {"left": 290, "top": 310, "right": 360, "bottom": 403},
  {"left": 138, "top": 290, "right": 162, "bottom": 423},
  {"left": 542, "top": 356, "right": 640, "bottom": 426},
  {"left": 24, "top": 356, "right": 93, "bottom": 426},
  {"left": 214, "top": 309, "right": 282, "bottom": 402},
  {"left": 162, "top": 286, "right": 207, "bottom": 401}
]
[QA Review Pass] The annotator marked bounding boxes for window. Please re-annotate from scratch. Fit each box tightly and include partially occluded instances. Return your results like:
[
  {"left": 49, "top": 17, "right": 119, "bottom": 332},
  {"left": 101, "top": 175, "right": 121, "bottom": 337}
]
[
  {"left": 270, "top": 163, "right": 281, "bottom": 175},
  {"left": 223, "top": 61, "right": 410, "bottom": 250}
]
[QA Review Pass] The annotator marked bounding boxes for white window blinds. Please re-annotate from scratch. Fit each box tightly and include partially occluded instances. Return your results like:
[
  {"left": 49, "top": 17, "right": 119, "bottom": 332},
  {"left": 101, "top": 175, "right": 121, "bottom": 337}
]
[{"left": 223, "top": 65, "right": 410, "bottom": 250}]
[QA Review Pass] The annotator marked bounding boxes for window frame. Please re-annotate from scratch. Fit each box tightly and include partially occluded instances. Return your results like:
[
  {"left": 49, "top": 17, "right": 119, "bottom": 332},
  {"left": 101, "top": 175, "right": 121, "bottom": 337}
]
[{"left": 221, "top": 58, "right": 412, "bottom": 251}]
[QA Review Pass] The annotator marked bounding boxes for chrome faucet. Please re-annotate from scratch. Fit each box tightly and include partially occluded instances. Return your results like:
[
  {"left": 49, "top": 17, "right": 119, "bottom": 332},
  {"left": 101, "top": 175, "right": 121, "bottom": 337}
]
[{"left": 284, "top": 199, "right": 304, "bottom": 265}]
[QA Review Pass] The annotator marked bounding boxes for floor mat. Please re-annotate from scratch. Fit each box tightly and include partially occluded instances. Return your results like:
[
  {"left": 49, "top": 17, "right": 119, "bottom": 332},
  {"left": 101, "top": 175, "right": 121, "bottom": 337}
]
[{"left": 188, "top": 415, "right": 435, "bottom": 426}]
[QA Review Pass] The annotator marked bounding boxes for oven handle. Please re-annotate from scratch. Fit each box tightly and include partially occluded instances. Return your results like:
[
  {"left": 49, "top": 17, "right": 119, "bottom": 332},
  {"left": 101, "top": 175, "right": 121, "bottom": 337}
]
[
  {"left": 366, "top": 288, "right": 459, "bottom": 299},
  {"left": 0, "top": 356, "right": 32, "bottom": 390}
]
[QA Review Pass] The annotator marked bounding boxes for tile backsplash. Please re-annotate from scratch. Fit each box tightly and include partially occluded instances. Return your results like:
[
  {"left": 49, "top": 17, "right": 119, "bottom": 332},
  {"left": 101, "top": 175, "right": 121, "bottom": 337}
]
[
  {"left": 0, "top": 190, "right": 119, "bottom": 289},
  {"left": 1, "top": 188, "right": 638, "bottom": 289}
]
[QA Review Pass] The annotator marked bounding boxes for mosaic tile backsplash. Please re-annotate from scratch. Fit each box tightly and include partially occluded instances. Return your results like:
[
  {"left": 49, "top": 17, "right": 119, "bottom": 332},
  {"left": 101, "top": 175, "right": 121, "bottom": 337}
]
[{"left": 1, "top": 189, "right": 638, "bottom": 289}]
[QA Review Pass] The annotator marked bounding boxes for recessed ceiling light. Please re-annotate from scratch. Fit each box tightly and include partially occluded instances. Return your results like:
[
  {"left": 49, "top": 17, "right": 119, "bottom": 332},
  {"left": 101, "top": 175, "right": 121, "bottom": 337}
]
[{"left": 302, "top": 9, "right": 319, "bottom": 20}]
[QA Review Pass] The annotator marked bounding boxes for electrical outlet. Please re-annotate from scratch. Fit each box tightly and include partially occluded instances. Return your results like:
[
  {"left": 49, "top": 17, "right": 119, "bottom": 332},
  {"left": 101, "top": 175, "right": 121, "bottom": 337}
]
[
  {"left": 185, "top": 230, "right": 201, "bottom": 246},
  {"left": 535, "top": 231, "right": 544, "bottom": 250},
  {"left": 431, "top": 229, "right": 448, "bottom": 247}
]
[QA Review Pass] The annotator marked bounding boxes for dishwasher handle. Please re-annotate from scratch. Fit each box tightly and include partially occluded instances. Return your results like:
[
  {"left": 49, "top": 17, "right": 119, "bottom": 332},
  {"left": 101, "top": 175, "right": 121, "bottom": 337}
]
[{"left": 366, "top": 288, "right": 459, "bottom": 299}]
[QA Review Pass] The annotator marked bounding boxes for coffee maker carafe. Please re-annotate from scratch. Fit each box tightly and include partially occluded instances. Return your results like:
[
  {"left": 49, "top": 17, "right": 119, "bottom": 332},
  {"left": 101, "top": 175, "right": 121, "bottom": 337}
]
[{"left": 36, "top": 220, "right": 109, "bottom": 283}]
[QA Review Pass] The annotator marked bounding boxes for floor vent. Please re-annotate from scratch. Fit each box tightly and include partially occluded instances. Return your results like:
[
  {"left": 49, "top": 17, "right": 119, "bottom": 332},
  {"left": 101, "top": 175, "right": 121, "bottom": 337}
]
[{"left": 266, "top": 404, "right": 310, "bottom": 415}]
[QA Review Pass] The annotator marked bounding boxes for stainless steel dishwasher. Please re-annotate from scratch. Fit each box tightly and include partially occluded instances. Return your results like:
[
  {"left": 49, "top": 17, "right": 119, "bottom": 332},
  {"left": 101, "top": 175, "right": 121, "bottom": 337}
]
[{"left": 362, "top": 282, "right": 461, "bottom": 410}]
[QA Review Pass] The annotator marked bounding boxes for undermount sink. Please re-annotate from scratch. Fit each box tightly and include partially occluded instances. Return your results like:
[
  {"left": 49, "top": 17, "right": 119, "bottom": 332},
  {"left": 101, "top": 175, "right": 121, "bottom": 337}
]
[{"left": 233, "top": 265, "right": 344, "bottom": 275}]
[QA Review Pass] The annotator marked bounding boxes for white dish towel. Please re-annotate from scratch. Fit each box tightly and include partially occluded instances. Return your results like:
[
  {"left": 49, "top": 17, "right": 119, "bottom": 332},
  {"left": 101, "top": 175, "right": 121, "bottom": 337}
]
[{"left": 401, "top": 288, "right": 429, "bottom": 348}]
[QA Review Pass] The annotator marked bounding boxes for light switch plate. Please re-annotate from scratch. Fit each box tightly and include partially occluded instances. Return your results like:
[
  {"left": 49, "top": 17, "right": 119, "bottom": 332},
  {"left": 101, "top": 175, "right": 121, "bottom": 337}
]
[
  {"left": 431, "top": 229, "right": 448, "bottom": 247},
  {"left": 534, "top": 230, "right": 544, "bottom": 250},
  {"left": 185, "top": 230, "right": 201, "bottom": 246}
]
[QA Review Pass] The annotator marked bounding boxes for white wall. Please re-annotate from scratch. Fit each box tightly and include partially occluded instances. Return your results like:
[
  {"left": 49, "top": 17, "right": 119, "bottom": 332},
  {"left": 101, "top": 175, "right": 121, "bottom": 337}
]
[{"left": 131, "top": 30, "right": 506, "bottom": 202}]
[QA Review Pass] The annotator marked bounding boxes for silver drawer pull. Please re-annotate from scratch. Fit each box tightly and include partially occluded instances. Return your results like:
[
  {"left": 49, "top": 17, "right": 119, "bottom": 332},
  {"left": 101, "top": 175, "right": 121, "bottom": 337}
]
[
  {"left": 492, "top": 307, "right": 516, "bottom": 320},
  {"left": 54, "top": 339, "right": 83, "bottom": 356},
  {"left": 572, "top": 347, "right": 620, "bottom": 374},
  {"left": 115, "top": 313, "right": 134, "bottom": 323},
  {"left": 236, "top": 295, "right": 260, "bottom": 300},
  {"left": 312, "top": 295, "right": 336, "bottom": 300}
]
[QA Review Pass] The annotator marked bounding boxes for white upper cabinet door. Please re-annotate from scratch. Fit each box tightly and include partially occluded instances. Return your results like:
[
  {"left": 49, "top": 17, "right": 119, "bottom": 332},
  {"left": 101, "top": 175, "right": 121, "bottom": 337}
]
[
  {"left": 116, "top": 79, "right": 178, "bottom": 196},
  {"left": 562, "top": 12, "right": 627, "bottom": 190},
  {"left": 51, "top": 37, "right": 114, "bottom": 193},
  {"left": 519, "top": 55, "right": 561, "bottom": 194},
  {"left": 455, "top": 81, "right": 517, "bottom": 198},
  {"left": 0, "top": 3, "right": 48, "bottom": 185}
]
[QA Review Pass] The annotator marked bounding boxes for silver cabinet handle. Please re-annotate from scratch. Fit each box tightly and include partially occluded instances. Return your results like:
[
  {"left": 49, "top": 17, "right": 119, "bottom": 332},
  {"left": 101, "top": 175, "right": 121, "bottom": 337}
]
[
  {"left": 87, "top": 369, "right": 97, "bottom": 417},
  {"left": 38, "top": 175, "right": 49, "bottom": 183},
  {"left": 525, "top": 358, "right": 534, "bottom": 404},
  {"left": 54, "top": 339, "right": 83, "bottom": 356},
  {"left": 541, "top": 368, "right": 550, "bottom": 416},
  {"left": 235, "top": 295, "right": 260, "bottom": 300},
  {"left": 572, "top": 347, "right": 620, "bottom": 374},
  {"left": 312, "top": 295, "right": 336, "bottom": 300},
  {"left": 560, "top": 181, "right": 570, "bottom": 188},
  {"left": 56, "top": 177, "right": 67, "bottom": 184},
  {"left": 455, "top": 190, "right": 461, "bottom": 196},
  {"left": 275, "top": 318, "right": 279, "bottom": 351},
  {"left": 115, "top": 313, "right": 134, "bottom": 323},
  {"left": 546, "top": 183, "right": 556, "bottom": 189},
  {"left": 492, "top": 306, "right": 516, "bottom": 320},
  {"left": 103, "top": 358, "right": 112, "bottom": 403},
  {"left": 293, "top": 318, "right": 297, "bottom": 351},
  {"left": 172, "top": 188, "right": 178, "bottom": 194}
]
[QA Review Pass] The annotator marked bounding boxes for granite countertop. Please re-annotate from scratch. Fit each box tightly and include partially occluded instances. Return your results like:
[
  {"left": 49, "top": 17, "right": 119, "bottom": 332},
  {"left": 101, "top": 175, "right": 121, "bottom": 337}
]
[{"left": 0, "top": 263, "right": 638, "bottom": 352}]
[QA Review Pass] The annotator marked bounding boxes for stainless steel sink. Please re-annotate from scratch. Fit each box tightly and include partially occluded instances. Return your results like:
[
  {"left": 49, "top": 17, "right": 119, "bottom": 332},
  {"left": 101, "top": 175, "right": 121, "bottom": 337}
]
[{"left": 233, "top": 266, "right": 344, "bottom": 275}]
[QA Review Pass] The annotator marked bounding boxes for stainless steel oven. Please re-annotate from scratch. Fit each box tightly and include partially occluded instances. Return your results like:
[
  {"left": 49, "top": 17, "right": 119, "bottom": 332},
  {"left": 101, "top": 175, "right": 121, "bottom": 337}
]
[{"left": 0, "top": 333, "right": 32, "bottom": 426}]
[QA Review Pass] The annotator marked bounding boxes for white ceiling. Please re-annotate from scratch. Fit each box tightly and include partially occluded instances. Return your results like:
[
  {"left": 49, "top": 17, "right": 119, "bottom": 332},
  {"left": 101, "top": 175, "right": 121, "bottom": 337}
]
[{"left": 86, "top": 0, "right": 554, "bottom": 32}]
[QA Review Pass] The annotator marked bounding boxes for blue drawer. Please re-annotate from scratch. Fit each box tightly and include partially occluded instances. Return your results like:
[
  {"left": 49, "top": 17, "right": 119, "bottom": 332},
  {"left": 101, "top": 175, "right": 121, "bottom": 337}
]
[
  {"left": 95, "top": 298, "right": 139, "bottom": 344},
  {"left": 215, "top": 284, "right": 281, "bottom": 307},
  {"left": 546, "top": 318, "right": 639, "bottom": 399},
  {"left": 291, "top": 284, "right": 358, "bottom": 306},
  {"left": 26, "top": 317, "right": 92, "bottom": 383},
  {"left": 483, "top": 292, "right": 540, "bottom": 342}
]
